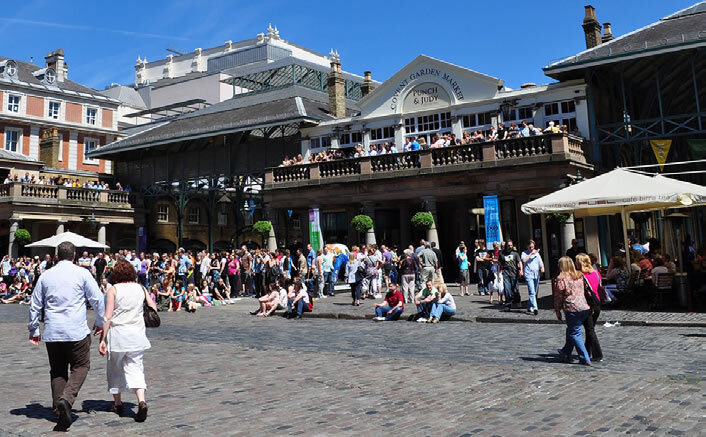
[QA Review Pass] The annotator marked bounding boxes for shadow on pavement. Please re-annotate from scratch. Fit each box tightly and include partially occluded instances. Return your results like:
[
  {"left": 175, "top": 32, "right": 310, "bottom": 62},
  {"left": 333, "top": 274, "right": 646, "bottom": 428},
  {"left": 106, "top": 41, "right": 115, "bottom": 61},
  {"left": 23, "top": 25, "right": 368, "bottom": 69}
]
[
  {"left": 82, "top": 399, "right": 137, "bottom": 418},
  {"left": 9, "top": 403, "right": 55, "bottom": 423},
  {"left": 519, "top": 354, "right": 561, "bottom": 363}
]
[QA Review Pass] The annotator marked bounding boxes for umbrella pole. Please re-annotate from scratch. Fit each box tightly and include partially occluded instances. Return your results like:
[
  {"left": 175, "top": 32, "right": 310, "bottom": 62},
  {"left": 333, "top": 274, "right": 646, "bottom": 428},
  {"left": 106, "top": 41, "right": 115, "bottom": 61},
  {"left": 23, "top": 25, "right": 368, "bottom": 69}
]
[{"left": 621, "top": 207, "right": 631, "bottom": 267}]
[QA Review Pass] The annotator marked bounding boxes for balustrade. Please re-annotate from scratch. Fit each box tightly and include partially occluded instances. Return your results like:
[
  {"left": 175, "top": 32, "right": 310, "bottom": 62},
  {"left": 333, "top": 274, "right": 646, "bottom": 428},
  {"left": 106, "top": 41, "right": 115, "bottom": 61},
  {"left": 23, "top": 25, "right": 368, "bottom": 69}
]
[
  {"left": 265, "top": 133, "right": 587, "bottom": 186},
  {"left": 66, "top": 187, "right": 101, "bottom": 202},
  {"left": 320, "top": 159, "right": 361, "bottom": 178},
  {"left": 495, "top": 135, "right": 553, "bottom": 159},
  {"left": 273, "top": 165, "right": 311, "bottom": 183},
  {"left": 371, "top": 151, "right": 422, "bottom": 172},
  {"left": 432, "top": 144, "right": 482, "bottom": 166},
  {"left": 0, "top": 182, "right": 135, "bottom": 207},
  {"left": 21, "top": 184, "right": 59, "bottom": 199}
]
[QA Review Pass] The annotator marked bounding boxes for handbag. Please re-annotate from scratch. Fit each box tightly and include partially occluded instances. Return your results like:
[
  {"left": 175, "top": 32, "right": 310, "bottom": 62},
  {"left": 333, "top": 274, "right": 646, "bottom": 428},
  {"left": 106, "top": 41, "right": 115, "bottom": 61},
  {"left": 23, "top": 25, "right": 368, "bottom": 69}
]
[
  {"left": 582, "top": 276, "right": 600, "bottom": 311},
  {"left": 141, "top": 285, "right": 161, "bottom": 328}
]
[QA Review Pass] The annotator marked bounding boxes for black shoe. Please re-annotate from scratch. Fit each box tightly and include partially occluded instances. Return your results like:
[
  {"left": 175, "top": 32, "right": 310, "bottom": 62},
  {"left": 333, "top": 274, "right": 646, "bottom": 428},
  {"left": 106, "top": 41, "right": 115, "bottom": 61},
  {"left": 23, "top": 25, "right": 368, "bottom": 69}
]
[
  {"left": 249, "top": 310, "right": 259, "bottom": 315},
  {"left": 108, "top": 403, "right": 124, "bottom": 416},
  {"left": 135, "top": 401, "right": 148, "bottom": 422},
  {"left": 502, "top": 307, "right": 511, "bottom": 312},
  {"left": 56, "top": 399, "right": 72, "bottom": 429},
  {"left": 533, "top": 309, "right": 538, "bottom": 316},
  {"left": 295, "top": 315, "right": 302, "bottom": 319}
]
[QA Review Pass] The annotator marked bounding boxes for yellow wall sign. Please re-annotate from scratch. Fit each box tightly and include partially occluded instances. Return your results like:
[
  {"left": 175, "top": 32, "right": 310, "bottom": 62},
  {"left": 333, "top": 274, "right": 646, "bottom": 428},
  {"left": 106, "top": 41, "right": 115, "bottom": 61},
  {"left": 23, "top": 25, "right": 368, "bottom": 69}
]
[{"left": 650, "top": 139, "right": 672, "bottom": 171}]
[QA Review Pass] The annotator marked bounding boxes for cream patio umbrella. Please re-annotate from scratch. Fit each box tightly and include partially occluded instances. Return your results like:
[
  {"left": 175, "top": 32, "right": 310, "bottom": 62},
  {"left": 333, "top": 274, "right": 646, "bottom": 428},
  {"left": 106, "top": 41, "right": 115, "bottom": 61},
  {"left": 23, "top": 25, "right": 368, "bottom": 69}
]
[
  {"left": 521, "top": 168, "right": 706, "bottom": 266},
  {"left": 26, "top": 231, "right": 109, "bottom": 249}
]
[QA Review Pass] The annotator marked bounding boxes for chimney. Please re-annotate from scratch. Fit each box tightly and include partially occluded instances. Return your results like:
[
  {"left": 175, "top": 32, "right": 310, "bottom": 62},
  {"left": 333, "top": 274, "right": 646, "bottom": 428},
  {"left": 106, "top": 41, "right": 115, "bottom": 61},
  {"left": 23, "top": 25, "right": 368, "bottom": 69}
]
[
  {"left": 45, "top": 48, "right": 66, "bottom": 82},
  {"left": 327, "top": 49, "right": 346, "bottom": 118},
  {"left": 361, "top": 71, "right": 375, "bottom": 97},
  {"left": 582, "top": 5, "right": 602, "bottom": 49},
  {"left": 602, "top": 22, "right": 614, "bottom": 43}
]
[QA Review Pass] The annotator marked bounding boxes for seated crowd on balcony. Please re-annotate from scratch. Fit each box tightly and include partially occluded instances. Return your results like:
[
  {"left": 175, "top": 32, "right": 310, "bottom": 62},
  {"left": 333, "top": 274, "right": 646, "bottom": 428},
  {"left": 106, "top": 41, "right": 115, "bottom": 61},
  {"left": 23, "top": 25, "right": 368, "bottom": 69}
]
[
  {"left": 280, "top": 121, "right": 582, "bottom": 166},
  {"left": 2, "top": 172, "right": 130, "bottom": 191}
]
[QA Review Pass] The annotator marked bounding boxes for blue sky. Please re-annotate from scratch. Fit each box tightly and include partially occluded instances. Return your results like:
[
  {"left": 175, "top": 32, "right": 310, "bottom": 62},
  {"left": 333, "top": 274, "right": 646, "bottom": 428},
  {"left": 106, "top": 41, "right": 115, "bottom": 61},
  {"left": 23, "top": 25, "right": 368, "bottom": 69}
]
[{"left": 0, "top": 0, "right": 698, "bottom": 90}]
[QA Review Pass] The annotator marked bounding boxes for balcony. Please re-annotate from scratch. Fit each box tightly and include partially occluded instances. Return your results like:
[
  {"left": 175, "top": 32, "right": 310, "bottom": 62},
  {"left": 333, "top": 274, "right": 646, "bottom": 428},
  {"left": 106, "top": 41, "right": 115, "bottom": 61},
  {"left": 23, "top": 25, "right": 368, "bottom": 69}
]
[
  {"left": 265, "top": 133, "right": 589, "bottom": 189},
  {"left": 0, "top": 182, "right": 134, "bottom": 207}
]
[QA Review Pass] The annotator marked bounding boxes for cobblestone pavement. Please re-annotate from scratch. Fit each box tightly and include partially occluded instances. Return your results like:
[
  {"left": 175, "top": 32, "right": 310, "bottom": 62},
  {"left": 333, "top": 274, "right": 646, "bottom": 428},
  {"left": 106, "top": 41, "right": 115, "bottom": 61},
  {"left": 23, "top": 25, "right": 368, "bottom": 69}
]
[
  {"left": 1, "top": 304, "right": 704, "bottom": 436},
  {"left": 297, "top": 281, "right": 706, "bottom": 326}
]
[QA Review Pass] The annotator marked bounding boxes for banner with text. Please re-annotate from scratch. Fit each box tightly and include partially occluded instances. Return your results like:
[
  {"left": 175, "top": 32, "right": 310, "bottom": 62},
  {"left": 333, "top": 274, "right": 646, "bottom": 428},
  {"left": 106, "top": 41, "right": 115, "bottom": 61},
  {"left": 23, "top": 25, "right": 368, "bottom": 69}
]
[
  {"left": 649, "top": 139, "right": 672, "bottom": 171},
  {"left": 483, "top": 195, "right": 502, "bottom": 250},
  {"left": 308, "top": 208, "right": 323, "bottom": 251}
]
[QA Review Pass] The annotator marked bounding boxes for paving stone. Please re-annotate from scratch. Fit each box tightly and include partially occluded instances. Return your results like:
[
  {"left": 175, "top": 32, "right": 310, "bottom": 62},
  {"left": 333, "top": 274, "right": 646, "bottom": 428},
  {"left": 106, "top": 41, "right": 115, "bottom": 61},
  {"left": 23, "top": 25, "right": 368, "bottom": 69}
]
[{"left": 0, "top": 303, "right": 703, "bottom": 436}]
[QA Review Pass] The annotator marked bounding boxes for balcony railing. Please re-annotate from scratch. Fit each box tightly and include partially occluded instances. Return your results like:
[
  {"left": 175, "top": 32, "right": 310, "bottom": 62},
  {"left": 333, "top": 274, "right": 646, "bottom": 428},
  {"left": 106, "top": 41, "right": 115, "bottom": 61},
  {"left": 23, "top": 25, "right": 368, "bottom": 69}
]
[
  {"left": 267, "top": 133, "right": 587, "bottom": 186},
  {"left": 0, "top": 182, "right": 134, "bottom": 208}
]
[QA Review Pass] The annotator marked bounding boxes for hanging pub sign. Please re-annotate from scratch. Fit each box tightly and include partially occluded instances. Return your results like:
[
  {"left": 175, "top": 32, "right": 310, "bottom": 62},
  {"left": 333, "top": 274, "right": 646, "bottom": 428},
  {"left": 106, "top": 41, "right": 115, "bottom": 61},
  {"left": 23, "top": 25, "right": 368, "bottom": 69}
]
[{"left": 649, "top": 139, "right": 672, "bottom": 171}]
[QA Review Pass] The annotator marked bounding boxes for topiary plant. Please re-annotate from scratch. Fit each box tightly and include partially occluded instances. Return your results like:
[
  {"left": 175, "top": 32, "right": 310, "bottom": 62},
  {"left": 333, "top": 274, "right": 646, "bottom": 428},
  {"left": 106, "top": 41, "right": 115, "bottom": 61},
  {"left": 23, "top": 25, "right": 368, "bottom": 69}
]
[
  {"left": 546, "top": 213, "right": 571, "bottom": 225},
  {"left": 411, "top": 212, "right": 434, "bottom": 229},
  {"left": 14, "top": 228, "right": 31, "bottom": 246},
  {"left": 351, "top": 214, "right": 374, "bottom": 233},
  {"left": 252, "top": 220, "right": 272, "bottom": 235}
]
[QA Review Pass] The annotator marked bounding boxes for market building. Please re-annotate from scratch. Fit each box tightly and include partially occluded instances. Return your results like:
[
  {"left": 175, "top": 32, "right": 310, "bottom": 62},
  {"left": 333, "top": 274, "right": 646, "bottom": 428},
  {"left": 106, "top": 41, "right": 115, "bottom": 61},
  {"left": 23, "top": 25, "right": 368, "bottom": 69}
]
[
  {"left": 89, "top": 27, "right": 373, "bottom": 254},
  {"left": 0, "top": 49, "right": 134, "bottom": 257},
  {"left": 544, "top": 3, "right": 706, "bottom": 262}
]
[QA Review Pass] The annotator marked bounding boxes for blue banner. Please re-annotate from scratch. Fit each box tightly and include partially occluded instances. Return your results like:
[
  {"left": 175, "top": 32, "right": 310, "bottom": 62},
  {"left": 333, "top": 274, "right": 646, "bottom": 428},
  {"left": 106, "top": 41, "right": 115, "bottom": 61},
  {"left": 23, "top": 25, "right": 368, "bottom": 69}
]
[{"left": 483, "top": 195, "right": 502, "bottom": 250}]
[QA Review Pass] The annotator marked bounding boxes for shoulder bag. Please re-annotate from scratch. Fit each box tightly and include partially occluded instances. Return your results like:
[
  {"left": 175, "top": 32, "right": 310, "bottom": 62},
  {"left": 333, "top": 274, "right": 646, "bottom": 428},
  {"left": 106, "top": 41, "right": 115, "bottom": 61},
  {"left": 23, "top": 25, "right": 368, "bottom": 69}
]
[{"left": 141, "top": 284, "right": 161, "bottom": 328}]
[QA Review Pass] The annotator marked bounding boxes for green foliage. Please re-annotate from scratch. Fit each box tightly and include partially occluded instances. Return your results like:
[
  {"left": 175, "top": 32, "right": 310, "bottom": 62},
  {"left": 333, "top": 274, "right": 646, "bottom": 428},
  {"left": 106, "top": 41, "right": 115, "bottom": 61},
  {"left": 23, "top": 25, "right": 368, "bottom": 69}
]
[
  {"left": 351, "top": 215, "right": 374, "bottom": 233},
  {"left": 546, "top": 213, "right": 571, "bottom": 225},
  {"left": 411, "top": 212, "right": 435, "bottom": 229},
  {"left": 14, "top": 228, "right": 31, "bottom": 246},
  {"left": 252, "top": 220, "right": 272, "bottom": 235}
]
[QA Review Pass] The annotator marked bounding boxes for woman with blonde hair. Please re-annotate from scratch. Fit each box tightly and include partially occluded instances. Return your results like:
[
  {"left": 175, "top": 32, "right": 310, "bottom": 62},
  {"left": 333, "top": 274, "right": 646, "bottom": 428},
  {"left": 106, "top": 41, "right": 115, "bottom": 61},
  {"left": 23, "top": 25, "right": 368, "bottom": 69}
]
[
  {"left": 553, "top": 256, "right": 591, "bottom": 366},
  {"left": 576, "top": 254, "right": 603, "bottom": 362}
]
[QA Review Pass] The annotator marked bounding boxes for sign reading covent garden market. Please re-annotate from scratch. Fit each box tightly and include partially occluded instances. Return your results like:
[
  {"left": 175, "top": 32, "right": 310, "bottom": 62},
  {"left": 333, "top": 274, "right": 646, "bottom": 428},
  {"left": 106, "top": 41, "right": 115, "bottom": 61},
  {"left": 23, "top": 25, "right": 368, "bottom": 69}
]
[{"left": 390, "top": 68, "right": 465, "bottom": 111}]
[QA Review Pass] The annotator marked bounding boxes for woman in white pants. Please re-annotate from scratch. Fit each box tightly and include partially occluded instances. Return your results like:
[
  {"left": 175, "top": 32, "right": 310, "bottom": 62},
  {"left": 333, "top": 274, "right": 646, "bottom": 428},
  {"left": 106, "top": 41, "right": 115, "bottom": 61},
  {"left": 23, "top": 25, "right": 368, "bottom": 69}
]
[{"left": 99, "top": 260, "right": 156, "bottom": 423}]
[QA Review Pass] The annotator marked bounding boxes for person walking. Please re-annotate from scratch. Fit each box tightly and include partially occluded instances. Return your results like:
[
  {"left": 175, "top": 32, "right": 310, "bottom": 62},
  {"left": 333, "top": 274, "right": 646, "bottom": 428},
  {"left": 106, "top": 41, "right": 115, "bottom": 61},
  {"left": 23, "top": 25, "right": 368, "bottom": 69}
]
[
  {"left": 99, "top": 260, "right": 155, "bottom": 422},
  {"left": 554, "top": 256, "right": 592, "bottom": 366},
  {"left": 521, "top": 240, "right": 544, "bottom": 315},
  {"left": 457, "top": 246, "right": 470, "bottom": 296},
  {"left": 499, "top": 240, "right": 522, "bottom": 311},
  {"left": 475, "top": 240, "right": 491, "bottom": 296},
  {"left": 28, "top": 241, "right": 106, "bottom": 430},
  {"left": 576, "top": 254, "right": 603, "bottom": 362}
]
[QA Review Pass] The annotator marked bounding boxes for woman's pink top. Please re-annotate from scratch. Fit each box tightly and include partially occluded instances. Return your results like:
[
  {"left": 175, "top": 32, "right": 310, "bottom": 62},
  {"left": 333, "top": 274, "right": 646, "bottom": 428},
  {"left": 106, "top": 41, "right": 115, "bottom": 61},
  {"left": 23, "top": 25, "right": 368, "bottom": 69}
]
[
  {"left": 227, "top": 259, "right": 239, "bottom": 275},
  {"left": 582, "top": 270, "right": 602, "bottom": 301}
]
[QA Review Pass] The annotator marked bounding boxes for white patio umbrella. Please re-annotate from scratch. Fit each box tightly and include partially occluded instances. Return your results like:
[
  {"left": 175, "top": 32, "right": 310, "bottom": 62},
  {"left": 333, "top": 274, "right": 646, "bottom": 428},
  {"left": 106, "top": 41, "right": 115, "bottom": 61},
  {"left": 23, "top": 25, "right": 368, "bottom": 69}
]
[
  {"left": 521, "top": 168, "right": 706, "bottom": 266},
  {"left": 25, "top": 231, "right": 109, "bottom": 249}
]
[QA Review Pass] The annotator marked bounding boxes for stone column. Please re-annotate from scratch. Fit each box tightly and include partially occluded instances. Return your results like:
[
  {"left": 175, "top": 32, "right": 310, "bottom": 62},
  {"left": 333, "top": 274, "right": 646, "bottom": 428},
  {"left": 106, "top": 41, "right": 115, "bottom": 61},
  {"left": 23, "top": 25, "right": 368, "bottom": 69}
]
[
  {"left": 451, "top": 114, "right": 463, "bottom": 138},
  {"left": 97, "top": 224, "right": 107, "bottom": 247},
  {"left": 561, "top": 214, "right": 576, "bottom": 255},
  {"left": 361, "top": 201, "right": 376, "bottom": 246},
  {"left": 394, "top": 123, "right": 405, "bottom": 149},
  {"left": 56, "top": 220, "right": 66, "bottom": 235},
  {"left": 266, "top": 209, "right": 277, "bottom": 251},
  {"left": 399, "top": 203, "right": 411, "bottom": 248},
  {"left": 422, "top": 196, "right": 440, "bottom": 249},
  {"left": 8, "top": 220, "right": 19, "bottom": 258}
]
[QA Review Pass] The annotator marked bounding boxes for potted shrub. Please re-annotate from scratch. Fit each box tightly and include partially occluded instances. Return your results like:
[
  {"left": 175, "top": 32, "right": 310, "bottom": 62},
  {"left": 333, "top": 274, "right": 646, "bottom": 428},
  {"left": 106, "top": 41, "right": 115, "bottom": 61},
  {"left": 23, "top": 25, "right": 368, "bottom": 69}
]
[
  {"left": 411, "top": 212, "right": 434, "bottom": 229},
  {"left": 252, "top": 220, "right": 273, "bottom": 235},
  {"left": 351, "top": 214, "right": 373, "bottom": 233}
]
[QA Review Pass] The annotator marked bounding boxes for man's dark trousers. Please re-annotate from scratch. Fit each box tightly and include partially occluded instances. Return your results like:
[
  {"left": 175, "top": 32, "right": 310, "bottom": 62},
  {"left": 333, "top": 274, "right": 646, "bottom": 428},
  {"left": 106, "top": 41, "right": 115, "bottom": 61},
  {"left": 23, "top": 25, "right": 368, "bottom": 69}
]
[{"left": 45, "top": 335, "right": 91, "bottom": 408}]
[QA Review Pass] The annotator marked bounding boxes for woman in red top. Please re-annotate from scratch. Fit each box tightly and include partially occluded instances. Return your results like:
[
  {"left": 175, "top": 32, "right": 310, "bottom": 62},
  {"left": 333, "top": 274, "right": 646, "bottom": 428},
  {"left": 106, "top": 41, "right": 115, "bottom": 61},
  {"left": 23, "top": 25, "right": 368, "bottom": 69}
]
[
  {"left": 373, "top": 283, "right": 404, "bottom": 321},
  {"left": 577, "top": 254, "right": 603, "bottom": 362}
]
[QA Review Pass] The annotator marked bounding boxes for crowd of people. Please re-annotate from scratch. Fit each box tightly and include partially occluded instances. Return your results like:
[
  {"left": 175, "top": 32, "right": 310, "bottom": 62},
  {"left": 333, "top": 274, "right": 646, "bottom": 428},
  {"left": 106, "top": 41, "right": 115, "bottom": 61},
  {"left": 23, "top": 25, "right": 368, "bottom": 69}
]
[
  {"left": 2, "top": 172, "right": 130, "bottom": 191},
  {"left": 280, "top": 122, "right": 583, "bottom": 166}
]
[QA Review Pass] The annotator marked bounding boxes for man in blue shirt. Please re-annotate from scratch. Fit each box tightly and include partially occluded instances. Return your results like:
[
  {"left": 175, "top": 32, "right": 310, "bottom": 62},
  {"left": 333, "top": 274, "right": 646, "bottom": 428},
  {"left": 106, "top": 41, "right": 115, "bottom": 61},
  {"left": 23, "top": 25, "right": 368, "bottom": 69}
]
[
  {"left": 411, "top": 138, "right": 421, "bottom": 151},
  {"left": 521, "top": 240, "right": 545, "bottom": 315},
  {"left": 176, "top": 248, "right": 192, "bottom": 284},
  {"left": 306, "top": 244, "right": 316, "bottom": 271},
  {"left": 29, "top": 241, "right": 105, "bottom": 430}
]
